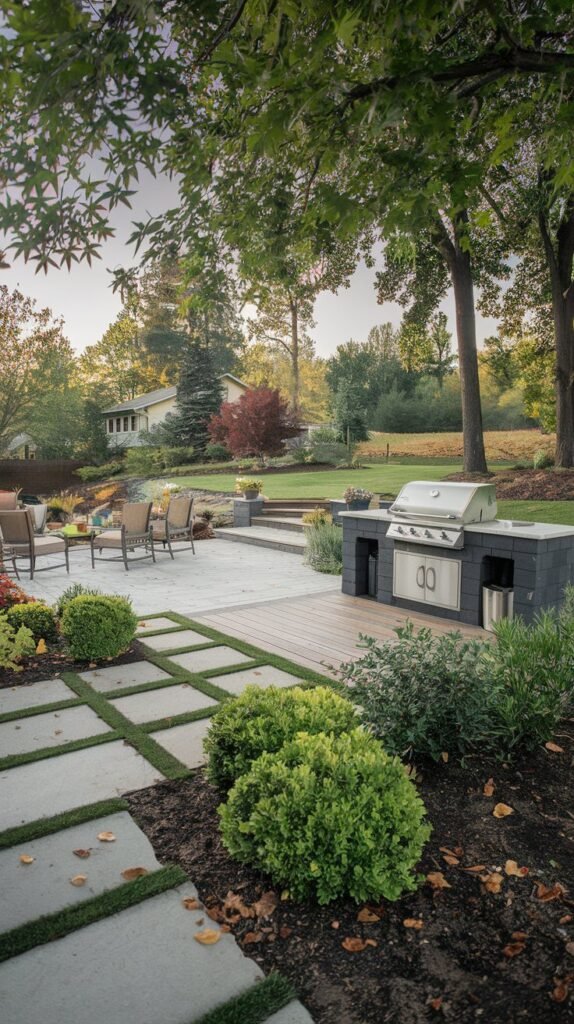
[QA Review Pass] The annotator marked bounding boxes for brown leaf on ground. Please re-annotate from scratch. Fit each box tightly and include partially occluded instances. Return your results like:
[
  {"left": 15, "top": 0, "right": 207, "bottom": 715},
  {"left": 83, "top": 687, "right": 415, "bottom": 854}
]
[
  {"left": 550, "top": 975, "right": 574, "bottom": 1003},
  {"left": 357, "top": 907, "right": 381, "bottom": 923},
  {"left": 73, "top": 849, "right": 91, "bottom": 859},
  {"left": 121, "top": 866, "right": 149, "bottom": 880},
  {"left": 565, "top": 942, "right": 574, "bottom": 957},
  {"left": 481, "top": 871, "right": 504, "bottom": 894},
  {"left": 426, "top": 871, "right": 451, "bottom": 890},
  {"left": 19, "top": 854, "right": 34, "bottom": 865},
  {"left": 463, "top": 865, "right": 487, "bottom": 873},
  {"left": 206, "top": 906, "right": 224, "bottom": 922},
  {"left": 242, "top": 931, "right": 263, "bottom": 945},
  {"left": 441, "top": 752, "right": 449, "bottom": 763},
  {"left": 182, "top": 898, "right": 201, "bottom": 911},
  {"left": 253, "top": 890, "right": 278, "bottom": 919},
  {"left": 503, "top": 941, "right": 526, "bottom": 958},
  {"left": 194, "top": 929, "right": 222, "bottom": 945},
  {"left": 279, "top": 926, "right": 293, "bottom": 939},
  {"left": 330, "top": 920, "right": 340, "bottom": 929},
  {"left": 483, "top": 778, "right": 495, "bottom": 797},
  {"left": 443, "top": 854, "right": 460, "bottom": 866},
  {"left": 512, "top": 931, "right": 528, "bottom": 941},
  {"left": 70, "top": 874, "right": 87, "bottom": 886},
  {"left": 223, "top": 891, "right": 255, "bottom": 919},
  {"left": 97, "top": 831, "right": 116, "bottom": 842},
  {"left": 505, "top": 860, "right": 529, "bottom": 877},
  {"left": 439, "top": 846, "right": 462, "bottom": 859},
  {"left": 493, "top": 803, "right": 514, "bottom": 818},
  {"left": 545, "top": 741, "right": 564, "bottom": 753},
  {"left": 536, "top": 881, "right": 566, "bottom": 902},
  {"left": 429, "top": 996, "right": 443, "bottom": 1011},
  {"left": 560, "top": 914, "right": 573, "bottom": 925},
  {"left": 342, "top": 937, "right": 370, "bottom": 952},
  {"left": 403, "top": 918, "right": 424, "bottom": 930}
]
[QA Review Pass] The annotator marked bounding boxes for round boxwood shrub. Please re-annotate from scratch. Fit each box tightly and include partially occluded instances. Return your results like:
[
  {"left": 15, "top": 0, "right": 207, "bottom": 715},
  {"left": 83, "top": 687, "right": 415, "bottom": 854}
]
[
  {"left": 204, "top": 685, "right": 358, "bottom": 791},
  {"left": 56, "top": 583, "right": 102, "bottom": 619},
  {"left": 61, "top": 595, "right": 137, "bottom": 661},
  {"left": 219, "top": 729, "right": 431, "bottom": 905},
  {"left": 6, "top": 602, "right": 58, "bottom": 643}
]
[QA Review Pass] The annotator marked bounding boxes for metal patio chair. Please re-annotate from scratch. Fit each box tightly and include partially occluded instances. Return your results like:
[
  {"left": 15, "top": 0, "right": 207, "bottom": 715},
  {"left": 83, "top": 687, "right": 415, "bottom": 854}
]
[
  {"left": 151, "top": 495, "right": 195, "bottom": 559},
  {"left": 0, "top": 509, "right": 69, "bottom": 580},
  {"left": 91, "top": 501, "right": 155, "bottom": 571}
]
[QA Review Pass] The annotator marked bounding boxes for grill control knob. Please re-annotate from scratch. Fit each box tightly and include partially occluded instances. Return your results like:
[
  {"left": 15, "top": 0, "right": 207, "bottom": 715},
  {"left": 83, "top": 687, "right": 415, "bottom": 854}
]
[
  {"left": 440, "top": 531, "right": 448, "bottom": 540},
  {"left": 409, "top": 527, "right": 417, "bottom": 535},
  {"left": 424, "top": 530, "right": 432, "bottom": 538},
  {"left": 396, "top": 526, "right": 404, "bottom": 534}
]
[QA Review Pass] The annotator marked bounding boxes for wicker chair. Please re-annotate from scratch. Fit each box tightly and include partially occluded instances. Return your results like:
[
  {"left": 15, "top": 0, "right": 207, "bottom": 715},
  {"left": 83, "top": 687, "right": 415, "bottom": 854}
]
[
  {"left": 151, "top": 495, "right": 195, "bottom": 559},
  {"left": 91, "top": 501, "right": 155, "bottom": 571},
  {"left": 0, "top": 509, "right": 69, "bottom": 580}
]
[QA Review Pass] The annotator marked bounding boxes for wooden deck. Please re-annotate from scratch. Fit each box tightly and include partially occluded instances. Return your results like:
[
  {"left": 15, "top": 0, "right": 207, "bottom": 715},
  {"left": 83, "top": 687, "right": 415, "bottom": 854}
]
[{"left": 194, "top": 591, "right": 484, "bottom": 677}]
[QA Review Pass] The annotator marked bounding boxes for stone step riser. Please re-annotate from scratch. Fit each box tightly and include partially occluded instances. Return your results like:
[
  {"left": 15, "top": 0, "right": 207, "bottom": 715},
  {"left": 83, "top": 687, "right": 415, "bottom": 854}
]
[
  {"left": 216, "top": 530, "right": 305, "bottom": 555},
  {"left": 251, "top": 517, "right": 305, "bottom": 533}
]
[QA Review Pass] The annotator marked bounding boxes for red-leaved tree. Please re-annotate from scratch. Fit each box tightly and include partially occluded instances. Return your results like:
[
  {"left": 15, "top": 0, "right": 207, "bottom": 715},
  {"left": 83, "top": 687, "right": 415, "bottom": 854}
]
[{"left": 209, "top": 387, "right": 300, "bottom": 461}]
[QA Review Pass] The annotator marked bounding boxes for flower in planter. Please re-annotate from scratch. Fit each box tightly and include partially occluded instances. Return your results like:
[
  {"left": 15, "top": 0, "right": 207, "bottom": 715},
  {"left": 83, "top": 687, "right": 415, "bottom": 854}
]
[
  {"left": 343, "top": 486, "right": 374, "bottom": 504},
  {"left": 235, "top": 477, "right": 263, "bottom": 497}
]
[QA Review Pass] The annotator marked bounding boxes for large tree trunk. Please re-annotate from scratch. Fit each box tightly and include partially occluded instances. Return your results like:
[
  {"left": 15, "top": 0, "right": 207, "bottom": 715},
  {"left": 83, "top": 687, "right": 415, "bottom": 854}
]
[
  {"left": 289, "top": 296, "right": 300, "bottom": 413},
  {"left": 538, "top": 203, "right": 574, "bottom": 468}
]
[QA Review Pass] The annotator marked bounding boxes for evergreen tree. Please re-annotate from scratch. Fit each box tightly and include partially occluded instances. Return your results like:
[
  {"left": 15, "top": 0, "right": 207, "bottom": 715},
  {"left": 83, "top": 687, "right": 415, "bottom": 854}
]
[{"left": 164, "top": 340, "right": 224, "bottom": 457}]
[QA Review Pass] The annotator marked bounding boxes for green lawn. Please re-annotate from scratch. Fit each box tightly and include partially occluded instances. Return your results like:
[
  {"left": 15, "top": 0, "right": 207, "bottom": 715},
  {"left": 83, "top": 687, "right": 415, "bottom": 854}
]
[{"left": 498, "top": 500, "right": 574, "bottom": 525}]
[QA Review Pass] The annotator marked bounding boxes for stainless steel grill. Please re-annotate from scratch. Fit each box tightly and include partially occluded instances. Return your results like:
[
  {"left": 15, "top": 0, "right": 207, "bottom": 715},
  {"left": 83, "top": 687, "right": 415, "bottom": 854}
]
[{"left": 387, "top": 481, "right": 497, "bottom": 549}]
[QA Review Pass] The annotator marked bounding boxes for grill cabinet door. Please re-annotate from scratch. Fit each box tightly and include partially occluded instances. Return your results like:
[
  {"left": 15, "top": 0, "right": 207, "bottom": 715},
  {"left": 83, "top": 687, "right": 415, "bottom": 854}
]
[
  {"left": 424, "top": 555, "right": 460, "bottom": 610},
  {"left": 393, "top": 551, "right": 426, "bottom": 602}
]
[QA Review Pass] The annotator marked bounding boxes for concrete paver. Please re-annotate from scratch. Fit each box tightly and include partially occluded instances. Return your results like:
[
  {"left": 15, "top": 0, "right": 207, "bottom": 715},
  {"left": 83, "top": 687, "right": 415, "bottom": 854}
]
[
  {"left": 266, "top": 1001, "right": 315, "bottom": 1024},
  {"left": 0, "top": 705, "right": 112, "bottom": 759},
  {"left": 136, "top": 617, "right": 178, "bottom": 633},
  {"left": 141, "top": 628, "right": 209, "bottom": 651},
  {"left": 109, "top": 684, "right": 217, "bottom": 725},
  {"left": 211, "top": 665, "right": 303, "bottom": 695},
  {"left": 0, "top": 811, "right": 161, "bottom": 931},
  {"left": 167, "top": 646, "right": 252, "bottom": 674},
  {"left": 78, "top": 660, "right": 173, "bottom": 693},
  {"left": 0, "top": 679, "right": 75, "bottom": 716},
  {"left": 0, "top": 742, "right": 163, "bottom": 831},
  {"left": 0, "top": 883, "right": 263, "bottom": 1024},
  {"left": 150, "top": 718, "right": 212, "bottom": 770}
]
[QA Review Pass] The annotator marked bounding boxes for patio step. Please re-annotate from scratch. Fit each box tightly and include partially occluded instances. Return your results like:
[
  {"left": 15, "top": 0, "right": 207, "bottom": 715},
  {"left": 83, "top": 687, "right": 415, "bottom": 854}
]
[
  {"left": 216, "top": 526, "right": 306, "bottom": 554},
  {"left": 251, "top": 515, "right": 305, "bottom": 533}
]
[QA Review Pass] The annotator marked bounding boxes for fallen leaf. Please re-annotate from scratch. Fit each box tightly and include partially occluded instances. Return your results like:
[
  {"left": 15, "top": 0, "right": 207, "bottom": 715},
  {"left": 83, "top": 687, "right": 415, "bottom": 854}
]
[
  {"left": 70, "top": 874, "right": 87, "bottom": 886},
  {"left": 121, "top": 867, "right": 149, "bottom": 880},
  {"left": 73, "top": 849, "right": 91, "bottom": 859},
  {"left": 220, "top": 924, "right": 231, "bottom": 933},
  {"left": 426, "top": 871, "right": 451, "bottom": 890},
  {"left": 503, "top": 941, "right": 526, "bottom": 958},
  {"left": 536, "top": 881, "right": 565, "bottom": 902},
  {"left": 481, "top": 871, "right": 504, "bottom": 894},
  {"left": 54, "top": 729, "right": 62, "bottom": 736},
  {"left": 330, "top": 920, "right": 340, "bottom": 929},
  {"left": 194, "top": 929, "right": 222, "bottom": 945},
  {"left": 35, "top": 639, "right": 47, "bottom": 655},
  {"left": 559, "top": 914, "right": 573, "bottom": 925},
  {"left": 463, "top": 864, "right": 487, "bottom": 874},
  {"left": 483, "top": 777, "right": 495, "bottom": 797},
  {"left": 357, "top": 907, "right": 380, "bottom": 923},
  {"left": 565, "top": 943, "right": 574, "bottom": 957},
  {"left": 253, "top": 890, "right": 278, "bottom": 919},
  {"left": 19, "top": 854, "right": 34, "bottom": 865},
  {"left": 440, "top": 751, "right": 449, "bottom": 763},
  {"left": 242, "top": 931, "right": 263, "bottom": 944},
  {"left": 280, "top": 890, "right": 290, "bottom": 901},
  {"left": 493, "top": 803, "right": 514, "bottom": 818},
  {"left": 429, "top": 996, "right": 443, "bottom": 1011},
  {"left": 97, "top": 831, "right": 116, "bottom": 842},
  {"left": 279, "top": 926, "right": 293, "bottom": 939},
  {"left": 403, "top": 918, "right": 424, "bottom": 930},
  {"left": 206, "top": 906, "right": 224, "bottom": 922},
  {"left": 439, "top": 846, "right": 460, "bottom": 859},
  {"left": 443, "top": 854, "right": 460, "bottom": 866},
  {"left": 545, "top": 741, "right": 564, "bottom": 753},
  {"left": 512, "top": 931, "right": 528, "bottom": 941},
  {"left": 550, "top": 976, "right": 573, "bottom": 1003},
  {"left": 505, "top": 860, "right": 529, "bottom": 877},
  {"left": 223, "top": 892, "right": 254, "bottom": 919},
  {"left": 342, "top": 937, "right": 370, "bottom": 952},
  {"left": 365, "top": 939, "right": 377, "bottom": 948},
  {"left": 195, "top": 918, "right": 204, "bottom": 926},
  {"left": 182, "top": 898, "right": 201, "bottom": 911}
]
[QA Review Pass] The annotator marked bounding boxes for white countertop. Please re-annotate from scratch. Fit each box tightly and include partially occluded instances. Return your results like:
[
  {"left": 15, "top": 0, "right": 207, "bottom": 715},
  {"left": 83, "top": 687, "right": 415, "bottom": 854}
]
[{"left": 339, "top": 509, "right": 574, "bottom": 540}]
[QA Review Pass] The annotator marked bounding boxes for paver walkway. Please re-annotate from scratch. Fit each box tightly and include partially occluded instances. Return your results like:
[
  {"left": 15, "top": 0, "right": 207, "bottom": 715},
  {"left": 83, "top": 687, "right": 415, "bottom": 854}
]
[{"left": 0, "top": 614, "right": 316, "bottom": 1024}]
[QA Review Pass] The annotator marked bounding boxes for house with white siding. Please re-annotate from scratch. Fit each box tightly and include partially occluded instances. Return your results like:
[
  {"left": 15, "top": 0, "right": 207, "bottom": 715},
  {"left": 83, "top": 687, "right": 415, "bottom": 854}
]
[{"left": 102, "top": 374, "right": 248, "bottom": 448}]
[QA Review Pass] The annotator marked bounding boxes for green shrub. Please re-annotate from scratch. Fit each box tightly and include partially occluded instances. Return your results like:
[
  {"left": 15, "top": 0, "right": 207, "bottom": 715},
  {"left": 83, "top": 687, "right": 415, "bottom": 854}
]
[
  {"left": 219, "top": 729, "right": 431, "bottom": 904},
  {"left": 160, "top": 446, "right": 195, "bottom": 468},
  {"left": 76, "top": 461, "right": 124, "bottom": 482},
  {"left": 304, "top": 522, "right": 343, "bottom": 575},
  {"left": 205, "top": 685, "right": 358, "bottom": 791},
  {"left": 205, "top": 443, "right": 232, "bottom": 462},
  {"left": 125, "top": 447, "right": 162, "bottom": 476},
  {"left": 532, "top": 449, "right": 554, "bottom": 470},
  {"left": 301, "top": 508, "right": 332, "bottom": 526},
  {"left": 61, "top": 595, "right": 137, "bottom": 661},
  {"left": 345, "top": 625, "right": 490, "bottom": 761},
  {"left": 289, "top": 444, "right": 309, "bottom": 464},
  {"left": 306, "top": 440, "right": 349, "bottom": 465},
  {"left": 0, "top": 614, "right": 35, "bottom": 670},
  {"left": 56, "top": 583, "right": 102, "bottom": 619},
  {"left": 6, "top": 602, "right": 58, "bottom": 643}
]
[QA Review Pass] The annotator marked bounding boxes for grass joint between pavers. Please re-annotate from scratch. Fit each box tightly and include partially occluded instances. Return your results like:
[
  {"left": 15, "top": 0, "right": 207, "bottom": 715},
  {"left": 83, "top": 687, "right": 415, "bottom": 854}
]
[
  {"left": 0, "top": 798, "right": 129, "bottom": 850},
  {"left": 194, "top": 972, "right": 295, "bottom": 1024}
]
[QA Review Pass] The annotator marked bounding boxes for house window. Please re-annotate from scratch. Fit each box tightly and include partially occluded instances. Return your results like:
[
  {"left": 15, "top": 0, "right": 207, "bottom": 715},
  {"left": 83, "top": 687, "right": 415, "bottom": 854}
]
[
  {"left": 116, "top": 418, "right": 121, "bottom": 432},
  {"left": 131, "top": 415, "right": 137, "bottom": 431},
  {"left": 108, "top": 419, "right": 114, "bottom": 433},
  {"left": 123, "top": 416, "right": 129, "bottom": 432}
]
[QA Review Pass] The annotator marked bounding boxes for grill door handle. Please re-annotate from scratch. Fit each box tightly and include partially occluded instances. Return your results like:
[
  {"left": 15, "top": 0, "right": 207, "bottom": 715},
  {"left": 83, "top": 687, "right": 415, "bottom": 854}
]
[
  {"left": 426, "top": 567, "right": 436, "bottom": 591},
  {"left": 416, "top": 565, "right": 425, "bottom": 588}
]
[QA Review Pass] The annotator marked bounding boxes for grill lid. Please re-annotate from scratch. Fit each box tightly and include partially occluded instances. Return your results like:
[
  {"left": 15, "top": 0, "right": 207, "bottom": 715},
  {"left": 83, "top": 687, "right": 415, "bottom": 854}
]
[{"left": 389, "top": 481, "right": 497, "bottom": 524}]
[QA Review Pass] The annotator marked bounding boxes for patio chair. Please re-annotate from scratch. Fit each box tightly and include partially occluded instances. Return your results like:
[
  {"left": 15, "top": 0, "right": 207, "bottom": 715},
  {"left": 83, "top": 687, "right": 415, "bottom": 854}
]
[
  {"left": 24, "top": 503, "right": 48, "bottom": 535},
  {"left": 151, "top": 495, "right": 195, "bottom": 559},
  {"left": 91, "top": 501, "right": 155, "bottom": 571},
  {"left": 0, "top": 509, "right": 69, "bottom": 580}
]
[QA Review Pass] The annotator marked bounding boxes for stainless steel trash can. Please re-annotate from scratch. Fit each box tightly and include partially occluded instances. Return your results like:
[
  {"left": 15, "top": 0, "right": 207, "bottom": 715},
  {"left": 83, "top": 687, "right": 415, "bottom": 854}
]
[{"left": 482, "top": 584, "right": 514, "bottom": 632}]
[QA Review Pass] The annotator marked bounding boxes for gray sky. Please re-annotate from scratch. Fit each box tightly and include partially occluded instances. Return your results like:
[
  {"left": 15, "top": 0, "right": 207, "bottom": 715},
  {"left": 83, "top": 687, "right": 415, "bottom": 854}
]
[{"left": 1, "top": 170, "right": 499, "bottom": 358}]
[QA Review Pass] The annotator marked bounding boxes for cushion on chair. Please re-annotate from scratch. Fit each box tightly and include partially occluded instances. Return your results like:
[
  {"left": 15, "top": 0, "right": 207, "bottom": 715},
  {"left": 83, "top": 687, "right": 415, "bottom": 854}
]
[
  {"left": 95, "top": 530, "right": 123, "bottom": 549},
  {"left": 32, "top": 537, "right": 66, "bottom": 555}
]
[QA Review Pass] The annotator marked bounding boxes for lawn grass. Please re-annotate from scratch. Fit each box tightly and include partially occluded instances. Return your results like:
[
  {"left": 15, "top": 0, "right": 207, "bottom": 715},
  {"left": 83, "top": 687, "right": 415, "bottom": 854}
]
[
  {"left": 358, "top": 429, "right": 553, "bottom": 462},
  {"left": 195, "top": 972, "right": 295, "bottom": 1024},
  {"left": 498, "top": 499, "right": 574, "bottom": 525}
]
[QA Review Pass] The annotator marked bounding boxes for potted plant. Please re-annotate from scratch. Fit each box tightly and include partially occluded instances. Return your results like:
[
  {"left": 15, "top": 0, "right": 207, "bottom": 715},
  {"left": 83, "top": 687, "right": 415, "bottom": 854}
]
[
  {"left": 343, "top": 486, "right": 373, "bottom": 511},
  {"left": 235, "top": 477, "right": 263, "bottom": 500}
]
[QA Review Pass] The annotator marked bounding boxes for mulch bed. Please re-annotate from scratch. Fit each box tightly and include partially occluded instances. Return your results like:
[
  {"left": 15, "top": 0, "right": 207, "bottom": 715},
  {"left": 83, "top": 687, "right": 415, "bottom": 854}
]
[
  {"left": 0, "top": 639, "right": 147, "bottom": 689},
  {"left": 127, "top": 735, "right": 574, "bottom": 1024},
  {"left": 446, "top": 468, "right": 574, "bottom": 501}
]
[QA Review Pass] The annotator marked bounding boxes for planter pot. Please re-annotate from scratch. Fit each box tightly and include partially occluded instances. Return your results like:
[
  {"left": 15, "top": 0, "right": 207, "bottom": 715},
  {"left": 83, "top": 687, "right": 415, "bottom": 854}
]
[
  {"left": 346, "top": 499, "right": 371, "bottom": 511},
  {"left": 243, "top": 490, "right": 261, "bottom": 500}
]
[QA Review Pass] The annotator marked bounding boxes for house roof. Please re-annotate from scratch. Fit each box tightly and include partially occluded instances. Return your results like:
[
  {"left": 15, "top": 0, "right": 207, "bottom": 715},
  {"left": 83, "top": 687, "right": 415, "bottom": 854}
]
[
  {"left": 102, "top": 374, "right": 248, "bottom": 415},
  {"left": 6, "top": 432, "right": 36, "bottom": 452}
]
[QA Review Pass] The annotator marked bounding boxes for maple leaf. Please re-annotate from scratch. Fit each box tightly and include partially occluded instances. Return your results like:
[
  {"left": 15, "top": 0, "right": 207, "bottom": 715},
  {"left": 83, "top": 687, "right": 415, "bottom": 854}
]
[
  {"left": 70, "top": 874, "right": 87, "bottom": 886},
  {"left": 19, "top": 854, "right": 34, "bottom": 865},
  {"left": 426, "top": 871, "right": 451, "bottom": 890},
  {"left": 253, "top": 891, "right": 278, "bottom": 919},
  {"left": 73, "top": 849, "right": 91, "bottom": 859},
  {"left": 121, "top": 867, "right": 149, "bottom": 880},
  {"left": 194, "top": 929, "right": 222, "bottom": 945},
  {"left": 483, "top": 778, "right": 495, "bottom": 797},
  {"left": 357, "top": 907, "right": 380, "bottom": 923},
  {"left": 403, "top": 918, "right": 424, "bottom": 929},
  {"left": 493, "top": 803, "right": 514, "bottom": 818},
  {"left": 97, "top": 831, "right": 116, "bottom": 842}
]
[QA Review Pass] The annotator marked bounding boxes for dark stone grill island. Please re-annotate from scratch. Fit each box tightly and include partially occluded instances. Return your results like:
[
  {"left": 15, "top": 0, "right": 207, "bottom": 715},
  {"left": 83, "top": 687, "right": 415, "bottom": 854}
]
[{"left": 340, "top": 481, "right": 574, "bottom": 628}]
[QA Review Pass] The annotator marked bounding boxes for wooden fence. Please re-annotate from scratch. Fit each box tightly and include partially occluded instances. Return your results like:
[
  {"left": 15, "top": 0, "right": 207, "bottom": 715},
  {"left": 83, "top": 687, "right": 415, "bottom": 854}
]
[{"left": 0, "top": 460, "right": 84, "bottom": 495}]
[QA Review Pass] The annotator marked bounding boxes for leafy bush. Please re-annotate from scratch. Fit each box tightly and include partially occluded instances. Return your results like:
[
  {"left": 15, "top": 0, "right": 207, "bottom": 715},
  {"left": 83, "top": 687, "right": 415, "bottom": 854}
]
[
  {"left": 0, "top": 574, "right": 34, "bottom": 611},
  {"left": 6, "top": 602, "right": 58, "bottom": 643},
  {"left": 0, "top": 614, "right": 35, "bottom": 670},
  {"left": 205, "top": 443, "right": 232, "bottom": 462},
  {"left": 306, "top": 440, "right": 349, "bottom": 465},
  {"left": 532, "top": 449, "right": 554, "bottom": 470},
  {"left": 160, "top": 446, "right": 195, "bottom": 468},
  {"left": 305, "top": 523, "right": 343, "bottom": 575},
  {"left": 235, "top": 477, "right": 263, "bottom": 494},
  {"left": 219, "top": 729, "right": 431, "bottom": 904},
  {"left": 125, "top": 446, "right": 162, "bottom": 476},
  {"left": 56, "top": 583, "right": 102, "bottom": 619},
  {"left": 61, "top": 595, "right": 137, "bottom": 661},
  {"left": 289, "top": 444, "right": 309, "bottom": 463},
  {"left": 344, "top": 626, "right": 490, "bottom": 760},
  {"left": 76, "top": 460, "right": 124, "bottom": 482},
  {"left": 301, "top": 508, "right": 332, "bottom": 526},
  {"left": 205, "top": 684, "right": 358, "bottom": 790}
]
